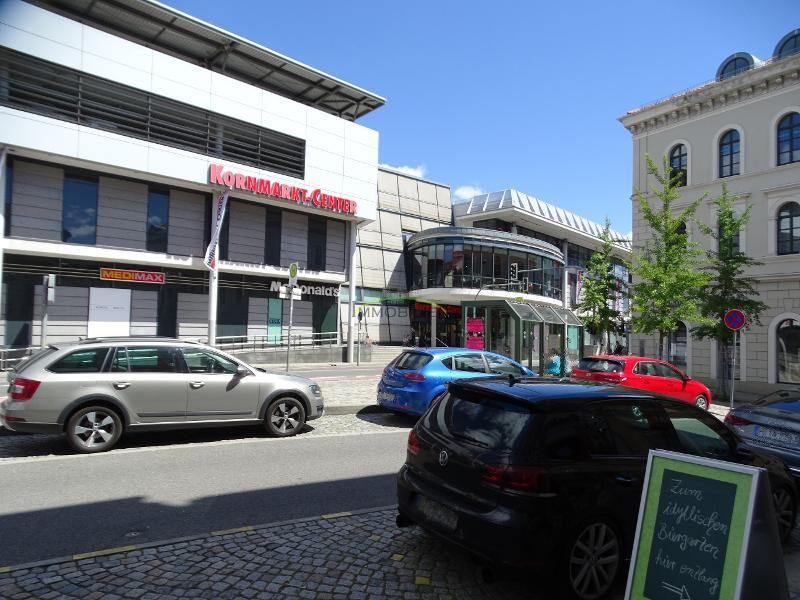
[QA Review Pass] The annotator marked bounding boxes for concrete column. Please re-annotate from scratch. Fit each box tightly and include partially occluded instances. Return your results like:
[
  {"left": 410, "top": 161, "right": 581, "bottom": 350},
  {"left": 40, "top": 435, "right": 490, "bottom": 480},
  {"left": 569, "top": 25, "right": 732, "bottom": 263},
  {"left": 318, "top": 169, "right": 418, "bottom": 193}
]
[
  {"left": 431, "top": 307, "right": 437, "bottom": 347},
  {"left": 346, "top": 221, "right": 358, "bottom": 362},
  {"left": 0, "top": 147, "right": 7, "bottom": 330}
]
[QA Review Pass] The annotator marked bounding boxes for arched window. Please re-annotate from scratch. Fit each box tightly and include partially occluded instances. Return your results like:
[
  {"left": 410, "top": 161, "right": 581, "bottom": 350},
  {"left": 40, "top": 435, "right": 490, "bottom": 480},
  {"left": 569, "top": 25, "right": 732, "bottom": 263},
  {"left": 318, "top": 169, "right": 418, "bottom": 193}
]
[
  {"left": 777, "top": 202, "right": 800, "bottom": 255},
  {"left": 669, "top": 144, "right": 687, "bottom": 186},
  {"left": 777, "top": 318, "right": 800, "bottom": 383},
  {"left": 669, "top": 322, "right": 687, "bottom": 369},
  {"left": 676, "top": 221, "right": 687, "bottom": 236},
  {"left": 775, "top": 30, "right": 800, "bottom": 60},
  {"left": 719, "top": 57, "right": 751, "bottom": 80},
  {"left": 719, "top": 129, "right": 740, "bottom": 178},
  {"left": 777, "top": 112, "right": 800, "bottom": 166}
]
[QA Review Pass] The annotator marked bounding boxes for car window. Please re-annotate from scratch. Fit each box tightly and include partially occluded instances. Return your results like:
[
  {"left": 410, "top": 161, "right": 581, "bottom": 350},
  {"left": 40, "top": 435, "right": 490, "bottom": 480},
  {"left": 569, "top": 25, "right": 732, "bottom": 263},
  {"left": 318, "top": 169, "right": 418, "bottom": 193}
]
[
  {"left": 577, "top": 358, "right": 624, "bottom": 373},
  {"left": 633, "top": 361, "right": 658, "bottom": 376},
  {"left": 597, "top": 401, "right": 671, "bottom": 457},
  {"left": 441, "top": 357, "right": 453, "bottom": 369},
  {"left": 113, "top": 346, "right": 180, "bottom": 373},
  {"left": 664, "top": 403, "right": 734, "bottom": 459},
  {"left": 655, "top": 363, "right": 683, "bottom": 379},
  {"left": 182, "top": 348, "right": 240, "bottom": 374},
  {"left": 423, "top": 391, "right": 536, "bottom": 452},
  {"left": 451, "top": 354, "right": 487, "bottom": 373},
  {"left": 486, "top": 354, "right": 526, "bottom": 376},
  {"left": 48, "top": 348, "right": 110, "bottom": 373},
  {"left": 395, "top": 352, "right": 433, "bottom": 370},
  {"left": 583, "top": 411, "right": 618, "bottom": 456},
  {"left": 543, "top": 412, "right": 586, "bottom": 460}
]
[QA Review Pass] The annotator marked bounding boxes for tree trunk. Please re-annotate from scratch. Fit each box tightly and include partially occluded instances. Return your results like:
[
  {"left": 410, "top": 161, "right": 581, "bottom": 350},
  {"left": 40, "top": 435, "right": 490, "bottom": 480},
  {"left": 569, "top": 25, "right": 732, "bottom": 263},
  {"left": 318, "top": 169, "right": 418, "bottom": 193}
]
[
  {"left": 717, "top": 342, "right": 730, "bottom": 402},
  {"left": 658, "top": 333, "right": 665, "bottom": 360}
]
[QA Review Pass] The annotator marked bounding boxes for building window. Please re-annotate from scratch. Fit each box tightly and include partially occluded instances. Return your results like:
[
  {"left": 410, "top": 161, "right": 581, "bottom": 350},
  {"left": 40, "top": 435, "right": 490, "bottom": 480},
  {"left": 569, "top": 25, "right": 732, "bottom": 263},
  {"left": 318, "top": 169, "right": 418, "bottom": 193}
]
[
  {"left": 62, "top": 173, "right": 98, "bottom": 244},
  {"left": 718, "top": 56, "right": 752, "bottom": 80},
  {"left": 146, "top": 188, "right": 169, "bottom": 252},
  {"left": 669, "top": 322, "right": 687, "bottom": 369},
  {"left": 777, "top": 202, "right": 800, "bottom": 255},
  {"left": 676, "top": 221, "right": 687, "bottom": 235},
  {"left": 307, "top": 216, "right": 327, "bottom": 271},
  {"left": 718, "top": 129, "right": 740, "bottom": 178},
  {"left": 776, "top": 31, "right": 800, "bottom": 60},
  {"left": 264, "top": 207, "right": 282, "bottom": 266},
  {"left": 669, "top": 144, "right": 688, "bottom": 186},
  {"left": 777, "top": 112, "right": 800, "bottom": 166},
  {"left": 718, "top": 220, "right": 740, "bottom": 256},
  {"left": 4, "top": 159, "right": 11, "bottom": 237},
  {"left": 777, "top": 318, "right": 800, "bottom": 383}
]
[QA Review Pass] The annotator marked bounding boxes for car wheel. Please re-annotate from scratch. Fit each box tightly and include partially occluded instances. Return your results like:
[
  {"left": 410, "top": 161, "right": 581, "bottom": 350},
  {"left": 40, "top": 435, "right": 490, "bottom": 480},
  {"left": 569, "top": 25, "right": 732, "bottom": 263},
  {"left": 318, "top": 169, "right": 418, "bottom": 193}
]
[
  {"left": 773, "top": 485, "right": 797, "bottom": 544},
  {"left": 66, "top": 406, "right": 123, "bottom": 453},
  {"left": 564, "top": 519, "right": 621, "bottom": 600},
  {"left": 694, "top": 394, "right": 709, "bottom": 410},
  {"left": 265, "top": 397, "right": 306, "bottom": 437}
]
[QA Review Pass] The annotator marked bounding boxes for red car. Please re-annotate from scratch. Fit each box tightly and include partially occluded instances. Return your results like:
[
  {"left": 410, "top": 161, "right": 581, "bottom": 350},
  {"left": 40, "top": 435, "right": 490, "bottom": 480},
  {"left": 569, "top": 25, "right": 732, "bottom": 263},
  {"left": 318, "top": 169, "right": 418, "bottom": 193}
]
[{"left": 571, "top": 355, "right": 712, "bottom": 410}]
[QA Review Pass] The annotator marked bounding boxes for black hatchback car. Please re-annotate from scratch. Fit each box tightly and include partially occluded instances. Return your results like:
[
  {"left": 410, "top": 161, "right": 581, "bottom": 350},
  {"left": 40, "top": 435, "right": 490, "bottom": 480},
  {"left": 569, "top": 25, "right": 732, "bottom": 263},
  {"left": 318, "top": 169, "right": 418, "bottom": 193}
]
[{"left": 396, "top": 378, "right": 797, "bottom": 600}]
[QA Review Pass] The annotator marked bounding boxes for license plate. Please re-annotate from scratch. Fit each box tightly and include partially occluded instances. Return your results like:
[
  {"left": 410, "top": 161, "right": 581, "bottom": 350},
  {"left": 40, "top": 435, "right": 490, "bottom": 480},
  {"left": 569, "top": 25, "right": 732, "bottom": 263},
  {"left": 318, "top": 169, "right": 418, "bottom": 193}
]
[
  {"left": 754, "top": 425, "right": 800, "bottom": 448},
  {"left": 412, "top": 494, "right": 458, "bottom": 531},
  {"left": 380, "top": 391, "right": 395, "bottom": 402}
]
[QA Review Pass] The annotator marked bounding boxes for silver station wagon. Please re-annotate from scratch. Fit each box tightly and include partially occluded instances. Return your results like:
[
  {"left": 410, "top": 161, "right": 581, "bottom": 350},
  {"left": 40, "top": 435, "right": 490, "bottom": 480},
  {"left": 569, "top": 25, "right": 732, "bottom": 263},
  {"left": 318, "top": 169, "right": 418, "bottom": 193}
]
[{"left": 0, "top": 337, "right": 324, "bottom": 453}]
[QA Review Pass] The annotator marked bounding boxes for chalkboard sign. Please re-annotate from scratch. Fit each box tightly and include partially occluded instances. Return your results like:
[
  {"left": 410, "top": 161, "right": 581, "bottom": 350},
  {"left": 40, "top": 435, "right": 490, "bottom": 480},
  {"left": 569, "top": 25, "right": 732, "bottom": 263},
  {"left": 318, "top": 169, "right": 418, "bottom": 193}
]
[{"left": 625, "top": 450, "right": 759, "bottom": 600}]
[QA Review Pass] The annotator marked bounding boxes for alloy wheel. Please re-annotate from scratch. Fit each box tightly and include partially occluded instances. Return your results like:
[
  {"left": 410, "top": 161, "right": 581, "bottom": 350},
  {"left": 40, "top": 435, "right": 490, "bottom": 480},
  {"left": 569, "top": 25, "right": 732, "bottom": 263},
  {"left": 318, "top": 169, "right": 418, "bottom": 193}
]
[
  {"left": 695, "top": 395, "right": 709, "bottom": 410},
  {"left": 72, "top": 410, "right": 117, "bottom": 450},
  {"left": 270, "top": 401, "right": 302, "bottom": 434},
  {"left": 568, "top": 522, "right": 620, "bottom": 600},
  {"left": 773, "top": 487, "right": 797, "bottom": 543}
]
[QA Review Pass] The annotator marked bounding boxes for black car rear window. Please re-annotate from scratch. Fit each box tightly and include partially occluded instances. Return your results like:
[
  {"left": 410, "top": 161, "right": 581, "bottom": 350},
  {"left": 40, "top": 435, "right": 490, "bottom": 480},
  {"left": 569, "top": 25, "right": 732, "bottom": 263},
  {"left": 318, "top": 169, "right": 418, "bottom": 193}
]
[
  {"left": 395, "top": 351, "right": 433, "bottom": 371},
  {"left": 427, "top": 390, "right": 535, "bottom": 452},
  {"left": 578, "top": 358, "right": 624, "bottom": 373}
]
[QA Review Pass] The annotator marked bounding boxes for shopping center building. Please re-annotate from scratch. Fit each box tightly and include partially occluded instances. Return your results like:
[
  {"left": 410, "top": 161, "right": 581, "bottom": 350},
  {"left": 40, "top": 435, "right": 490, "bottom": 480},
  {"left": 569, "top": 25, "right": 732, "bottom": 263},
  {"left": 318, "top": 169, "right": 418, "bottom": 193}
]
[
  {"left": 0, "top": 0, "right": 383, "bottom": 359},
  {"left": 620, "top": 29, "right": 800, "bottom": 389}
]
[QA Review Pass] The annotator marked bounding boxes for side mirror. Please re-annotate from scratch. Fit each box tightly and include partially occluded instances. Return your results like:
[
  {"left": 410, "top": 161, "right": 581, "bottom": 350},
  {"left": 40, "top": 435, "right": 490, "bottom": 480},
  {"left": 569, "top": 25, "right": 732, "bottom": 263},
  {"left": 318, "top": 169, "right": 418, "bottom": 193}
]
[
  {"left": 682, "top": 373, "right": 691, "bottom": 382},
  {"left": 236, "top": 366, "right": 250, "bottom": 377}
]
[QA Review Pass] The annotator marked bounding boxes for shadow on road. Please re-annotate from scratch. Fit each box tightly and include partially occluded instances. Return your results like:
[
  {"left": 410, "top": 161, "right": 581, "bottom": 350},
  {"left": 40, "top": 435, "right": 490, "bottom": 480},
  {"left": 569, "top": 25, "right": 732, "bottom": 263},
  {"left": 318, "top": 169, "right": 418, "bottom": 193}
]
[{"left": 355, "top": 407, "right": 418, "bottom": 429}]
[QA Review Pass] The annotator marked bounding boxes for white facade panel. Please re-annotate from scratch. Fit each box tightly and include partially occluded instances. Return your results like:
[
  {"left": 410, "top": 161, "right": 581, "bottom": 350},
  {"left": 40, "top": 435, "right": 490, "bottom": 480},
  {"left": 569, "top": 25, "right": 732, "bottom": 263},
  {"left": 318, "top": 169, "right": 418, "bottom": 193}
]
[
  {"left": 209, "top": 95, "right": 261, "bottom": 128},
  {"left": 151, "top": 75, "right": 212, "bottom": 111},
  {"left": 307, "top": 109, "right": 346, "bottom": 137},
  {"left": 0, "top": 1, "right": 82, "bottom": 68},
  {"left": 343, "top": 158, "right": 379, "bottom": 185},
  {"left": 261, "top": 90, "right": 307, "bottom": 127},
  {"left": 151, "top": 51, "right": 212, "bottom": 92},
  {"left": 78, "top": 128, "right": 149, "bottom": 173},
  {"left": 0, "top": 109, "right": 80, "bottom": 158},
  {"left": 210, "top": 71, "right": 262, "bottom": 110},
  {"left": 344, "top": 139, "right": 379, "bottom": 165},
  {"left": 306, "top": 146, "right": 345, "bottom": 176},
  {"left": 306, "top": 127, "right": 345, "bottom": 155}
]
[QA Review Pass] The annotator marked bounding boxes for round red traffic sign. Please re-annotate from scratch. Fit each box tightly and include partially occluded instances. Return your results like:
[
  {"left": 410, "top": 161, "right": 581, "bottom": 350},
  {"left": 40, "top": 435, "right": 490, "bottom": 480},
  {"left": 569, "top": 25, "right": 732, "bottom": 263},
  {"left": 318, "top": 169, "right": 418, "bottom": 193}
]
[{"left": 724, "top": 309, "right": 746, "bottom": 331}]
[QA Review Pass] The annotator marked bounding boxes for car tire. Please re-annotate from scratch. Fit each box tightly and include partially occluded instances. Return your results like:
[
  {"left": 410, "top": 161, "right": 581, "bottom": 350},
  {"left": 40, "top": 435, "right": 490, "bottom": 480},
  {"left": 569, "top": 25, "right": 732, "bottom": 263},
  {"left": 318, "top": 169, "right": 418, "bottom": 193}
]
[
  {"left": 562, "top": 518, "right": 622, "bottom": 600},
  {"left": 773, "top": 485, "right": 797, "bottom": 544},
  {"left": 694, "top": 394, "right": 709, "bottom": 410},
  {"left": 265, "top": 397, "right": 306, "bottom": 437},
  {"left": 66, "top": 405, "right": 123, "bottom": 453}
]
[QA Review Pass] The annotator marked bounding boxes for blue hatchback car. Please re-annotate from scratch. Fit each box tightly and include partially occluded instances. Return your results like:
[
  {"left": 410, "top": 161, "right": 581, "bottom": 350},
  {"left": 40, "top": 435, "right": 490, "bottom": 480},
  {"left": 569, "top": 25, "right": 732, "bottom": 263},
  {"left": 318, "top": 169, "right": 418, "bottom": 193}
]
[{"left": 377, "top": 348, "right": 536, "bottom": 416}]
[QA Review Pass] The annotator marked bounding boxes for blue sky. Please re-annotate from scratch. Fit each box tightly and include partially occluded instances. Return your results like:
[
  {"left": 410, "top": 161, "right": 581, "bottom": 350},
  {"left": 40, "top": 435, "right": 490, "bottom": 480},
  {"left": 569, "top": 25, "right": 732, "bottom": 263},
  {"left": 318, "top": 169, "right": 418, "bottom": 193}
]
[{"left": 167, "top": 0, "right": 795, "bottom": 233}]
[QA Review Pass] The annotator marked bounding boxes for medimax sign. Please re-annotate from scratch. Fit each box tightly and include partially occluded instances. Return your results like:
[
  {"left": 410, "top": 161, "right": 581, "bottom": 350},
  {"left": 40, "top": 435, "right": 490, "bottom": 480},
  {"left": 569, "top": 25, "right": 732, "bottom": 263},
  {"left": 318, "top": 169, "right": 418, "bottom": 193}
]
[{"left": 209, "top": 164, "right": 357, "bottom": 215}]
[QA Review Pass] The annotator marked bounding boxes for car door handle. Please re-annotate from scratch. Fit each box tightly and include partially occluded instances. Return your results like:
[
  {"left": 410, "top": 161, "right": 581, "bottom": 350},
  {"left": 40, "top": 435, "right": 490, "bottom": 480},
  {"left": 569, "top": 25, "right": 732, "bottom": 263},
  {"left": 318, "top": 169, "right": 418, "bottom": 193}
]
[
  {"left": 615, "top": 475, "right": 638, "bottom": 485},
  {"left": 189, "top": 381, "right": 205, "bottom": 389},
  {"left": 113, "top": 382, "right": 131, "bottom": 390}
]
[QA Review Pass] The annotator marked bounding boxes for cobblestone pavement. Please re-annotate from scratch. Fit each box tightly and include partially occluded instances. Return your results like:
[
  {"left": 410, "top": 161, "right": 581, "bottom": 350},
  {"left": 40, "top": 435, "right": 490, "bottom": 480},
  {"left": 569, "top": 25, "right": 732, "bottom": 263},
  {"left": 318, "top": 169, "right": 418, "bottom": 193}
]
[
  {"left": 0, "top": 506, "right": 797, "bottom": 600},
  {"left": 0, "top": 410, "right": 412, "bottom": 461}
]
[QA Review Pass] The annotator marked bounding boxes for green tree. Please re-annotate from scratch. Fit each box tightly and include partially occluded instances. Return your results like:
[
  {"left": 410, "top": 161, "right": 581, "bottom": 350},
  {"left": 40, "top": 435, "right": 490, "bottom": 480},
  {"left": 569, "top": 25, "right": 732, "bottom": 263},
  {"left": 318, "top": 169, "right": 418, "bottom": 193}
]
[
  {"left": 576, "top": 219, "right": 624, "bottom": 352},
  {"left": 630, "top": 155, "right": 710, "bottom": 359},
  {"left": 692, "top": 184, "right": 767, "bottom": 397}
]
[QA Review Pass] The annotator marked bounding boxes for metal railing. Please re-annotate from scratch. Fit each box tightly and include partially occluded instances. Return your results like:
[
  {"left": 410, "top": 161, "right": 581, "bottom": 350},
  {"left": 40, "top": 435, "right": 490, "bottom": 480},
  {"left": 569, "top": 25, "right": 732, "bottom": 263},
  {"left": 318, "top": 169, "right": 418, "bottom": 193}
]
[
  {"left": 0, "top": 346, "right": 41, "bottom": 371},
  {"left": 211, "top": 331, "right": 340, "bottom": 354}
]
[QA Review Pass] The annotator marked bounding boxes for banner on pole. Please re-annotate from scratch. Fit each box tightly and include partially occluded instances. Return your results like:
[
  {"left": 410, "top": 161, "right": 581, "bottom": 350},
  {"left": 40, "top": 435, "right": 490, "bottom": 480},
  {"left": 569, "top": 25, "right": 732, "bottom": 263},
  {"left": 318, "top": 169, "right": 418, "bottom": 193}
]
[{"left": 203, "top": 191, "right": 229, "bottom": 270}]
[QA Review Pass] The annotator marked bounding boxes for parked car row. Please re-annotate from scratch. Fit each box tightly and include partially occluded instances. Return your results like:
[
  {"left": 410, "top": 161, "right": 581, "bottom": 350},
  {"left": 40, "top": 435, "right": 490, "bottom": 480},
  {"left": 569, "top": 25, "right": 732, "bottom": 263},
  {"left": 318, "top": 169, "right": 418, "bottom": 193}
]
[{"left": 0, "top": 337, "right": 323, "bottom": 453}]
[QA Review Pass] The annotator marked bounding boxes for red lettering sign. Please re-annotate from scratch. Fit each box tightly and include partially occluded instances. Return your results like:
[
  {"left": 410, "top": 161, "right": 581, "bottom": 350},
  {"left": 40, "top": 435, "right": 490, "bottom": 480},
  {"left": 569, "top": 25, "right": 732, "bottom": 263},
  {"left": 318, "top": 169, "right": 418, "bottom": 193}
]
[
  {"left": 208, "top": 164, "right": 358, "bottom": 215},
  {"left": 100, "top": 268, "right": 166, "bottom": 284}
]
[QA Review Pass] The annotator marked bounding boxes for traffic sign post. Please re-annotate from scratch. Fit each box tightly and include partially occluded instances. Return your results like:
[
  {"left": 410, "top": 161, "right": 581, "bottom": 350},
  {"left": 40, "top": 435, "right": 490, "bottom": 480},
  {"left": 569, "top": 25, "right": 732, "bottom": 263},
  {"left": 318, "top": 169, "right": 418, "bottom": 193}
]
[{"left": 724, "top": 309, "right": 746, "bottom": 410}]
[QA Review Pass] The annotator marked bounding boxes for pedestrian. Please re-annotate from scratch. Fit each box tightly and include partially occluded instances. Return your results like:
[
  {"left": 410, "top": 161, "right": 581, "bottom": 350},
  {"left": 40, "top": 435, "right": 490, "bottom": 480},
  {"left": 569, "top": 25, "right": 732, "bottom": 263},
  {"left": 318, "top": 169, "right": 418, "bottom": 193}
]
[
  {"left": 545, "top": 348, "right": 561, "bottom": 376},
  {"left": 613, "top": 340, "right": 624, "bottom": 355}
]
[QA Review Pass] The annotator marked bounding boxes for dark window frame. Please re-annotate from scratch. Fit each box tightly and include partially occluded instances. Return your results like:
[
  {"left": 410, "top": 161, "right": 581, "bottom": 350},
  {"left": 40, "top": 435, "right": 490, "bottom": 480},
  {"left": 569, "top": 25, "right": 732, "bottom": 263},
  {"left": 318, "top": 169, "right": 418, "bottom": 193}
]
[
  {"left": 307, "top": 216, "right": 327, "bottom": 271},
  {"left": 669, "top": 144, "right": 688, "bottom": 186},
  {"left": 146, "top": 187, "right": 169, "bottom": 253},
  {"left": 718, "top": 129, "right": 741, "bottom": 178},
  {"left": 264, "top": 206, "right": 282, "bottom": 266},
  {"left": 777, "top": 112, "right": 800, "bottom": 167},
  {"left": 62, "top": 171, "right": 99, "bottom": 245},
  {"left": 777, "top": 201, "right": 800, "bottom": 255}
]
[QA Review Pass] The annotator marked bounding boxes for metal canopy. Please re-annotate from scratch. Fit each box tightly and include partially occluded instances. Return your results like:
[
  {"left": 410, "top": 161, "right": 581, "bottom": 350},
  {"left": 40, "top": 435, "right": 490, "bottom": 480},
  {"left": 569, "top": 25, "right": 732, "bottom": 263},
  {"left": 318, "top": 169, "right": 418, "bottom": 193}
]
[
  {"left": 33, "top": 0, "right": 386, "bottom": 121},
  {"left": 506, "top": 301, "right": 543, "bottom": 323},
  {"left": 530, "top": 304, "right": 564, "bottom": 325},
  {"left": 553, "top": 307, "right": 583, "bottom": 326}
]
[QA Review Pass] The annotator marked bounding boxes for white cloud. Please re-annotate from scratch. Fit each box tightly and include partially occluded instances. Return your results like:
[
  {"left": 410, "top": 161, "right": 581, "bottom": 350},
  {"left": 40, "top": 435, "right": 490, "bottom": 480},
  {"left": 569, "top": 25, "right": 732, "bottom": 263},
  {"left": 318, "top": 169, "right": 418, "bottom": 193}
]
[
  {"left": 453, "top": 185, "right": 485, "bottom": 200},
  {"left": 379, "top": 163, "right": 426, "bottom": 178}
]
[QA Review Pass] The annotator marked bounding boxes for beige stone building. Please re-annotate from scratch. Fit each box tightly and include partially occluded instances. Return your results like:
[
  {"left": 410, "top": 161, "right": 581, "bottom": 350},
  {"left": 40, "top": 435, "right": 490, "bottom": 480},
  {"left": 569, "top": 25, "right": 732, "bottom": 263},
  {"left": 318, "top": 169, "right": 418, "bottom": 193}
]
[{"left": 620, "top": 29, "right": 800, "bottom": 392}]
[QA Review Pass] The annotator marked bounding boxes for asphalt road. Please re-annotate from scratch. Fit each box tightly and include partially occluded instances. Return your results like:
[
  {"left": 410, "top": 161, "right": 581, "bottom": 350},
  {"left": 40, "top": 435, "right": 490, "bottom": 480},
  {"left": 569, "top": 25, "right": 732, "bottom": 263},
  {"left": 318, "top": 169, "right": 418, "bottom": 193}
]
[{"left": 0, "top": 426, "right": 409, "bottom": 566}]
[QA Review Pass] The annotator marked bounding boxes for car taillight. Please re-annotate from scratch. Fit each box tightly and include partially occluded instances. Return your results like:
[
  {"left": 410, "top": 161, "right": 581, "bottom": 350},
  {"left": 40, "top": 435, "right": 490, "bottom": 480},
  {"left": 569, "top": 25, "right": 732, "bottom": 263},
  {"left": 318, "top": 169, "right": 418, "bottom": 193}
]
[
  {"left": 481, "top": 464, "right": 545, "bottom": 492},
  {"left": 407, "top": 430, "right": 422, "bottom": 455},
  {"left": 404, "top": 372, "right": 426, "bottom": 381},
  {"left": 10, "top": 378, "right": 41, "bottom": 401},
  {"left": 724, "top": 414, "right": 752, "bottom": 427}
]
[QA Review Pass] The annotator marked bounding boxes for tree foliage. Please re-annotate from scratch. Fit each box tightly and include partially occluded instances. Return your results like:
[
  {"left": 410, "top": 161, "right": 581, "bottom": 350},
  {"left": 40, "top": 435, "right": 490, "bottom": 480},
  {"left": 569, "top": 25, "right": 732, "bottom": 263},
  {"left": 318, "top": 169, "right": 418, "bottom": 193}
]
[
  {"left": 630, "top": 155, "right": 711, "bottom": 358},
  {"left": 692, "top": 184, "right": 767, "bottom": 393},
  {"left": 576, "top": 218, "right": 623, "bottom": 349}
]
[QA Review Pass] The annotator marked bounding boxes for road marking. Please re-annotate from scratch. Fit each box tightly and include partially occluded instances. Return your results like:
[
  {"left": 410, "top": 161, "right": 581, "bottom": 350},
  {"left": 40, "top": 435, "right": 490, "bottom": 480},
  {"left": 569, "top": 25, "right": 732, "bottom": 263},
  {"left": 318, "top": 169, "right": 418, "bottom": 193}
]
[
  {"left": 210, "top": 526, "right": 253, "bottom": 536},
  {"left": 321, "top": 511, "right": 352, "bottom": 519},
  {"left": 415, "top": 575, "right": 431, "bottom": 585},
  {"left": 72, "top": 545, "right": 137, "bottom": 561}
]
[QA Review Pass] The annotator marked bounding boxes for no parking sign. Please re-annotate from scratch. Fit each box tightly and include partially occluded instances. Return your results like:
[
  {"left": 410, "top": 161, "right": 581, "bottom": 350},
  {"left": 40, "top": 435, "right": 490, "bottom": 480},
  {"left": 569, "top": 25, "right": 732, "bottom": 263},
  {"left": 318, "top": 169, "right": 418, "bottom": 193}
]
[{"left": 723, "top": 309, "right": 746, "bottom": 331}]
